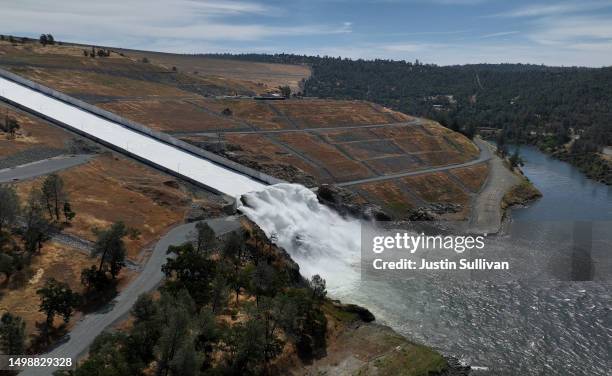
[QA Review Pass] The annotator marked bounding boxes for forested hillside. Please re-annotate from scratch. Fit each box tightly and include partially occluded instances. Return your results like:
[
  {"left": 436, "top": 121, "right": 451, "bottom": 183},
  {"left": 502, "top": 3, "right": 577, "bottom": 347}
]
[{"left": 206, "top": 54, "right": 612, "bottom": 183}]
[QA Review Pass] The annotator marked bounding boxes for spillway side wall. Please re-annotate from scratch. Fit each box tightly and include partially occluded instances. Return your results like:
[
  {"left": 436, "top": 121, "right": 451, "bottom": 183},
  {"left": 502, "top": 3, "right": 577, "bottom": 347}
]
[{"left": 0, "top": 68, "right": 285, "bottom": 187}]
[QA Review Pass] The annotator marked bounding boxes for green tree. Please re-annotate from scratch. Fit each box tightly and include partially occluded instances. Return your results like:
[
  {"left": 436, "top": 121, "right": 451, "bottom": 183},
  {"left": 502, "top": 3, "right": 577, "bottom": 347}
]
[
  {"left": 155, "top": 290, "right": 196, "bottom": 376},
  {"left": 224, "top": 317, "right": 269, "bottom": 374},
  {"left": 75, "top": 332, "right": 132, "bottom": 376},
  {"left": 194, "top": 309, "right": 223, "bottom": 369},
  {"left": 0, "top": 185, "right": 19, "bottom": 233},
  {"left": 309, "top": 274, "right": 327, "bottom": 301},
  {"left": 224, "top": 302, "right": 283, "bottom": 374},
  {"left": 0, "top": 312, "right": 26, "bottom": 354},
  {"left": 92, "top": 222, "right": 128, "bottom": 279},
  {"left": 63, "top": 202, "right": 76, "bottom": 223},
  {"left": 496, "top": 131, "right": 508, "bottom": 157},
  {"left": 223, "top": 232, "right": 247, "bottom": 304},
  {"left": 210, "top": 266, "right": 230, "bottom": 314},
  {"left": 80, "top": 265, "right": 107, "bottom": 292},
  {"left": 509, "top": 148, "right": 523, "bottom": 168},
  {"left": 194, "top": 221, "right": 216, "bottom": 253},
  {"left": 128, "top": 294, "right": 162, "bottom": 368},
  {"left": 0, "top": 252, "right": 16, "bottom": 283},
  {"left": 37, "top": 278, "right": 80, "bottom": 327},
  {"left": 22, "top": 190, "right": 51, "bottom": 255},
  {"left": 41, "top": 174, "right": 68, "bottom": 222},
  {"left": 1, "top": 115, "right": 20, "bottom": 137},
  {"left": 249, "top": 262, "right": 280, "bottom": 306},
  {"left": 162, "top": 243, "right": 215, "bottom": 307},
  {"left": 278, "top": 85, "right": 291, "bottom": 98}
]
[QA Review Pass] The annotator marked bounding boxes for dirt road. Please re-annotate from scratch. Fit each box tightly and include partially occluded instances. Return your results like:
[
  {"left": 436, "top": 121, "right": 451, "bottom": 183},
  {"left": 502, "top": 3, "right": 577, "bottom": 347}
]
[{"left": 468, "top": 139, "right": 521, "bottom": 234}]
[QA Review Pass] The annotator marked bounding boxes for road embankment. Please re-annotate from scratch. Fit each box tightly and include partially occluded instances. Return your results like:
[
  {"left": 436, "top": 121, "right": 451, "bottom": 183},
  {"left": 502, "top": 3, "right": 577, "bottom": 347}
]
[{"left": 469, "top": 139, "right": 522, "bottom": 234}]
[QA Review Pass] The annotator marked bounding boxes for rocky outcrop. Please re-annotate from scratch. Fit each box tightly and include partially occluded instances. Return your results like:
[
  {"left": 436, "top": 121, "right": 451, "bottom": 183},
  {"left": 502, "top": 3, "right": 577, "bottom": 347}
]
[
  {"left": 316, "top": 184, "right": 391, "bottom": 221},
  {"left": 330, "top": 300, "right": 376, "bottom": 322}
]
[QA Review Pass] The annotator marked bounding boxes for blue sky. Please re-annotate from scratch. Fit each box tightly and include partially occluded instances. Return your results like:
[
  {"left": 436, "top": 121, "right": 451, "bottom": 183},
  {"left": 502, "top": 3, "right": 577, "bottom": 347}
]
[{"left": 2, "top": 0, "right": 612, "bottom": 66}]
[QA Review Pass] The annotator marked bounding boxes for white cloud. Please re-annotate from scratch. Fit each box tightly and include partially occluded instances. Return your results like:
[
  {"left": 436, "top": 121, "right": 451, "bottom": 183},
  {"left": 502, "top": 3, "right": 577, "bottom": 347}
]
[
  {"left": 480, "top": 31, "right": 519, "bottom": 38},
  {"left": 0, "top": 0, "right": 350, "bottom": 47},
  {"left": 491, "top": 1, "right": 612, "bottom": 18},
  {"left": 529, "top": 15, "right": 612, "bottom": 45}
]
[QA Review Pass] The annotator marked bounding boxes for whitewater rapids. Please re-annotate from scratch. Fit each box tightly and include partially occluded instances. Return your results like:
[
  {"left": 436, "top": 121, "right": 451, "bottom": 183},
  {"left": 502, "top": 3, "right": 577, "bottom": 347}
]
[{"left": 239, "top": 183, "right": 362, "bottom": 291}]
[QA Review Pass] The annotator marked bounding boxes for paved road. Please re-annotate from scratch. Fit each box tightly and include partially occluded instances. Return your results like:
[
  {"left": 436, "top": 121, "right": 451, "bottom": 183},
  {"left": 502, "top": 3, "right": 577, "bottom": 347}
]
[
  {"left": 21, "top": 216, "right": 242, "bottom": 376},
  {"left": 337, "top": 138, "right": 492, "bottom": 187},
  {"left": 0, "top": 155, "right": 93, "bottom": 183},
  {"left": 468, "top": 140, "right": 521, "bottom": 234},
  {"left": 168, "top": 119, "right": 423, "bottom": 137}
]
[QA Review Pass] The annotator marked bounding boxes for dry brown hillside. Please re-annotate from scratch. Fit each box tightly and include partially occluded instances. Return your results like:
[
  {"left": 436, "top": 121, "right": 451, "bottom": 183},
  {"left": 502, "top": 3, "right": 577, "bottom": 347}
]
[{"left": 0, "top": 39, "right": 488, "bottom": 220}]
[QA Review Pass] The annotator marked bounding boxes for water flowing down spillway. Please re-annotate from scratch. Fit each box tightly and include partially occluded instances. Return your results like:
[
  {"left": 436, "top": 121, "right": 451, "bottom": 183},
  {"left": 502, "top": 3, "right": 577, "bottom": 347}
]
[
  {"left": 239, "top": 183, "right": 363, "bottom": 290},
  {"left": 240, "top": 183, "right": 611, "bottom": 376},
  {"left": 0, "top": 76, "right": 266, "bottom": 197},
  {"left": 4, "top": 70, "right": 609, "bottom": 375}
]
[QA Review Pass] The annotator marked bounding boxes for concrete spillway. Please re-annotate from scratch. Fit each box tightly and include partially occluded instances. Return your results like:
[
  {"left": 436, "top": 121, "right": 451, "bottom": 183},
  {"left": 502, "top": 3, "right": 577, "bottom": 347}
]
[{"left": 0, "top": 75, "right": 267, "bottom": 197}]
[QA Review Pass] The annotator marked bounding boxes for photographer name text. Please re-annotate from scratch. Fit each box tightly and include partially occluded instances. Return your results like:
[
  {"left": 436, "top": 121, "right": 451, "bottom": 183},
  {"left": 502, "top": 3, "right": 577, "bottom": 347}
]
[{"left": 372, "top": 258, "right": 509, "bottom": 270}]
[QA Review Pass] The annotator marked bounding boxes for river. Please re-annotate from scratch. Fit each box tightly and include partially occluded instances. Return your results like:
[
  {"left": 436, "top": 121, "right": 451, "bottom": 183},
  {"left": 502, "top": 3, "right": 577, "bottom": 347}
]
[
  {"left": 241, "top": 145, "right": 611, "bottom": 375},
  {"left": 345, "top": 145, "right": 611, "bottom": 375}
]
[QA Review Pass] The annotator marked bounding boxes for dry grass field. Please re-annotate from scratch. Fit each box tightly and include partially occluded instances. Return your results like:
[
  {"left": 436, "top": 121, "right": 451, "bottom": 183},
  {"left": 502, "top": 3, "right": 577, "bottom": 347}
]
[
  {"left": 276, "top": 132, "right": 374, "bottom": 182},
  {"left": 271, "top": 100, "right": 402, "bottom": 128},
  {"left": 0, "top": 242, "right": 93, "bottom": 336},
  {"left": 0, "top": 39, "right": 489, "bottom": 221},
  {"left": 199, "top": 99, "right": 290, "bottom": 130},
  {"left": 98, "top": 99, "right": 242, "bottom": 133},
  {"left": 13, "top": 153, "right": 192, "bottom": 258},
  {"left": 113, "top": 50, "right": 311, "bottom": 93},
  {"left": 450, "top": 163, "right": 490, "bottom": 192},
  {"left": 357, "top": 180, "right": 418, "bottom": 217},
  {"left": 0, "top": 104, "right": 70, "bottom": 158},
  {"left": 402, "top": 172, "right": 471, "bottom": 218}
]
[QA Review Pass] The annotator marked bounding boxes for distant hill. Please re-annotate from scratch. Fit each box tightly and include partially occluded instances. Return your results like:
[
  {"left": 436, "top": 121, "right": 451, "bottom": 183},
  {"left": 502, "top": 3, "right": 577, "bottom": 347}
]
[{"left": 204, "top": 54, "right": 612, "bottom": 183}]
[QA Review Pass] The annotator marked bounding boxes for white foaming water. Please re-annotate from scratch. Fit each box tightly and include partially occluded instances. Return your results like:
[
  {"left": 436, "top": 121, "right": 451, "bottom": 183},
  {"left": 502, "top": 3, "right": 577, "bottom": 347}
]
[{"left": 239, "top": 183, "right": 362, "bottom": 292}]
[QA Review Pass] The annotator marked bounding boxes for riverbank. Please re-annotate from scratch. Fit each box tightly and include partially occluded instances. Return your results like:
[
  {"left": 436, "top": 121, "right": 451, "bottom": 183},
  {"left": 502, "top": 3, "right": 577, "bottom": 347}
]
[
  {"left": 247, "top": 217, "right": 461, "bottom": 376},
  {"left": 468, "top": 139, "right": 522, "bottom": 234},
  {"left": 501, "top": 179, "right": 542, "bottom": 210},
  {"left": 514, "top": 134, "right": 611, "bottom": 185},
  {"left": 282, "top": 299, "right": 467, "bottom": 376}
]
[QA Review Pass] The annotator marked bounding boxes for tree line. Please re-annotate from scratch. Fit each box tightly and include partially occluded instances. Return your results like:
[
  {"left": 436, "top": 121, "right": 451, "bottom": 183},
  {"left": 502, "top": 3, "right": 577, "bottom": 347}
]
[
  {"left": 61, "top": 223, "right": 328, "bottom": 376},
  {"left": 0, "top": 175, "right": 140, "bottom": 353},
  {"left": 204, "top": 53, "right": 611, "bottom": 183}
]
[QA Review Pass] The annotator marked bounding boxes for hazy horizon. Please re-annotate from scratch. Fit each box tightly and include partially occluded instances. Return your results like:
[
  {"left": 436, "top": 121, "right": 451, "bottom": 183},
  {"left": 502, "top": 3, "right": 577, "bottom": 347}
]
[{"left": 2, "top": 0, "right": 612, "bottom": 67}]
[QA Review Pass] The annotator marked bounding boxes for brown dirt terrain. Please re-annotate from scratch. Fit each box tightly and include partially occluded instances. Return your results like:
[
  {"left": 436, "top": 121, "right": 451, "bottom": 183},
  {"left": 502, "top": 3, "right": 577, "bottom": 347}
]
[
  {"left": 276, "top": 132, "right": 374, "bottom": 182},
  {"left": 1, "top": 39, "right": 488, "bottom": 221},
  {"left": 199, "top": 98, "right": 290, "bottom": 130},
  {"left": 7, "top": 66, "right": 192, "bottom": 98},
  {"left": 13, "top": 153, "right": 192, "bottom": 258},
  {"left": 113, "top": 50, "right": 311, "bottom": 93},
  {"left": 0, "top": 104, "right": 70, "bottom": 158},
  {"left": 98, "top": 99, "right": 241, "bottom": 133},
  {"left": 223, "top": 133, "right": 321, "bottom": 182},
  {"left": 271, "top": 99, "right": 403, "bottom": 128},
  {"left": 0, "top": 242, "right": 92, "bottom": 336},
  {"left": 357, "top": 180, "right": 418, "bottom": 217},
  {"left": 401, "top": 172, "right": 471, "bottom": 218},
  {"left": 450, "top": 163, "right": 490, "bottom": 192}
]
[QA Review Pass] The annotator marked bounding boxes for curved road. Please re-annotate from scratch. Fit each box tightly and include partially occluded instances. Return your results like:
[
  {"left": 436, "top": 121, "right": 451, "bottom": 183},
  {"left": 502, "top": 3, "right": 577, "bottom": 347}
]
[
  {"left": 21, "top": 216, "right": 241, "bottom": 376},
  {"left": 0, "top": 155, "right": 93, "bottom": 183},
  {"left": 468, "top": 140, "right": 521, "bottom": 234}
]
